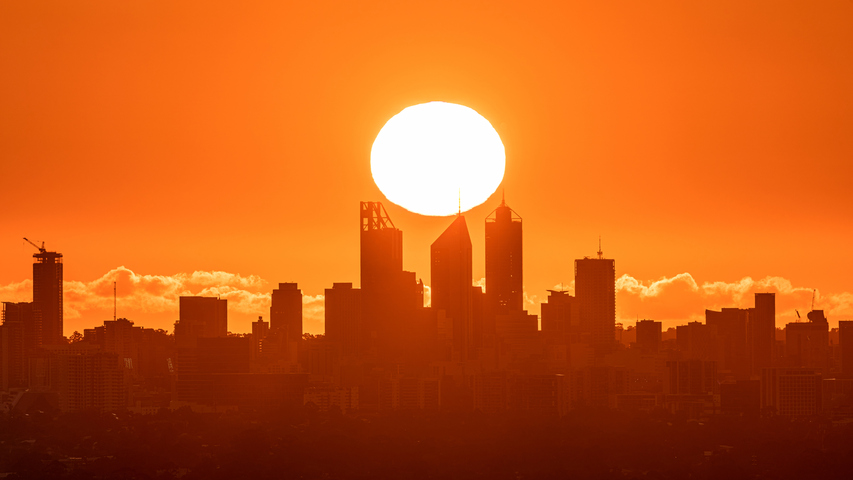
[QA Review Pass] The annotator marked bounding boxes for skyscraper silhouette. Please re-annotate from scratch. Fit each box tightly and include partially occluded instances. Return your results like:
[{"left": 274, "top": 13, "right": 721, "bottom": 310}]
[
  {"left": 485, "top": 193, "right": 523, "bottom": 315},
  {"left": 575, "top": 244, "right": 615, "bottom": 355},
  {"left": 33, "top": 249, "right": 63, "bottom": 344},
  {"left": 270, "top": 283, "right": 303, "bottom": 342},
  {"left": 431, "top": 215, "right": 473, "bottom": 362},
  {"left": 175, "top": 296, "right": 227, "bottom": 346},
  {"left": 325, "top": 283, "right": 362, "bottom": 359},
  {"left": 751, "top": 293, "right": 775, "bottom": 373},
  {"left": 359, "top": 202, "right": 423, "bottom": 360}
]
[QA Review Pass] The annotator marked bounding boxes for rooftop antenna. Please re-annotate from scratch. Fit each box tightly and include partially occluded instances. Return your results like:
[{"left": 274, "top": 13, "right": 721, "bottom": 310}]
[
  {"left": 811, "top": 289, "right": 816, "bottom": 311},
  {"left": 597, "top": 236, "right": 603, "bottom": 259},
  {"left": 114, "top": 281, "right": 117, "bottom": 321},
  {"left": 501, "top": 189, "right": 506, "bottom": 207}
]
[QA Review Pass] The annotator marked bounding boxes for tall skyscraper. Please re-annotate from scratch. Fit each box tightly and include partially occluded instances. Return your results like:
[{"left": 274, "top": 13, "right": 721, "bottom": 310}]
[
  {"left": 574, "top": 244, "right": 615, "bottom": 355},
  {"left": 485, "top": 193, "right": 523, "bottom": 315},
  {"left": 325, "top": 283, "right": 362, "bottom": 358},
  {"left": 360, "top": 202, "right": 403, "bottom": 292},
  {"left": 270, "top": 283, "right": 303, "bottom": 342},
  {"left": 33, "top": 249, "right": 63, "bottom": 345},
  {"left": 0, "top": 302, "right": 39, "bottom": 389},
  {"left": 751, "top": 293, "right": 776, "bottom": 373},
  {"left": 840, "top": 320, "right": 853, "bottom": 376},
  {"left": 706, "top": 308, "right": 750, "bottom": 379},
  {"left": 359, "top": 201, "right": 423, "bottom": 360},
  {"left": 431, "top": 215, "right": 473, "bottom": 361}
]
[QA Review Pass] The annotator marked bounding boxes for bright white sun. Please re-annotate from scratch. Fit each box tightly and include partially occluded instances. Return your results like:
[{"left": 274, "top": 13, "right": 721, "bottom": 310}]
[{"left": 371, "top": 102, "right": 505, "bottom": 216}]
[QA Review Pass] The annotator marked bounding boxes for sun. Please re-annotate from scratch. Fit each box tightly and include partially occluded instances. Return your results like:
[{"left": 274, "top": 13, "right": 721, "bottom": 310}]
[{"left": 371, "top": 102, "right": 505, "bottom": 216}]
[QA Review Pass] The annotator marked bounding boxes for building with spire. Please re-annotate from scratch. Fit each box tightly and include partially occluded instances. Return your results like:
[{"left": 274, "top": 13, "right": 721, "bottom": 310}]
[
  {"left": 431, "top": 214, "right": 473, "bottom": 362},
  {"left": 485, "top": 192, "right": 523, "bottom": 315},
  {"left": 575, "top": 240, "right": 616, "bottom": 355}
]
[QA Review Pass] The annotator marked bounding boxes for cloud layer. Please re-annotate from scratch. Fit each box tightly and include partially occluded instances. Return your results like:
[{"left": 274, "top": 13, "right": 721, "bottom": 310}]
[
  {"left": 0, "top": 267, "right": 325, "bottom": 335},
  {"left": 2, "top": 268, "right": 851, "bottom": 336},
  {"left": 616, "top": 273, "right": 853, "bottom": 328}
]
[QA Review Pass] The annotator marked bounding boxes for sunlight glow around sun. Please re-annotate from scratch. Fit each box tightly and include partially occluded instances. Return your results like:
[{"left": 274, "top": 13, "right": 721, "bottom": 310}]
[{"left": 371, "top": 102, "right": 505, "bottom": 216}]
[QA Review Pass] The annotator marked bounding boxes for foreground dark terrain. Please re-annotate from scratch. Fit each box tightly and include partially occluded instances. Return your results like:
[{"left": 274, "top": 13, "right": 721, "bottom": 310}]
[{"left": 1, "top": 408, "right": 852, "bottom": 479}]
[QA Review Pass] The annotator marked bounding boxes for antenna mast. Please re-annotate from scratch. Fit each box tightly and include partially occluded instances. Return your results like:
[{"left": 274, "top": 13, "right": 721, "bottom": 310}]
[
  {"left": 114, "top": 281, "right": 117, "bottom": 321},
  {"left": 597, "top": 236, "right": 603, "bottom": 259}
]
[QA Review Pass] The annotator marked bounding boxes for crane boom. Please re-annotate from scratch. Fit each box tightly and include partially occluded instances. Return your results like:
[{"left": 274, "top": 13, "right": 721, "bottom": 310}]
[{"left": 23, "top": 237, "right": 46, "bottom": 253}]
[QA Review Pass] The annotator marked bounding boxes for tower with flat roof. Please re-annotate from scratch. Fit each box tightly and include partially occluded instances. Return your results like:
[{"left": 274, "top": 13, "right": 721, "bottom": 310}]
[
  {"left": 271, "top": 283, "right": 303, "bottom": 342},
  {"left": 575, "top": 241, "right": 616, "bottom": 355},
  {"left": 32, "top": 249, "right": 63, "bottom": 344}
]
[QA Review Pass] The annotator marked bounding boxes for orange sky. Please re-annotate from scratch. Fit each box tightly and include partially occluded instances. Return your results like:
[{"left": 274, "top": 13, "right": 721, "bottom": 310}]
[{"left": 1, "top": 1, "right": 852, "bottom": 335}]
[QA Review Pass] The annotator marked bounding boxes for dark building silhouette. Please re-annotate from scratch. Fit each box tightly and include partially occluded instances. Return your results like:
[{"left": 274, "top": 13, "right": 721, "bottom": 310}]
[
  {"left": 251, "top": 316, "right": 269, "bottom": 361},
  {"left": 706, "top": 307, "right": 750, "bottom": 378},
  {"left": 0, "top": 302, "right": 39, "bottom": 389},
  {"left": 484, "top": 194, "right": 523, "bottom": 315},
  {"left": 325, "top": 283, "right": 362, "bottom": 359},
  {"left": 751, "top": 293, "right": 776, "bottom": 374},
  {"left": 636, "top": 319, "right": 662, "bottom": 353},
  {"left": 676, "top": 321, "right": 719, "bottom": 361},
  {"left": 271, "top": 282, "right": 303, "bottom": 342},
  {"left": 540, "top": 290, "right": 576, "bottom": 346},
  {"left": 431, "top": 215, "right": 473, "bottom": 362},
  {"left": 33, "top": 249, "right": 63, "bottom": 344},
  {"left": 761, "top": 367, "right": 823, "bottom": 416},
  {"left": 48, "top": 346, "right": 130, "bottom": 412},
  {"left": 785, "top": 310, "right": 829, "bottom": 371},
  {"left": 359, "top": 202, "right": 424, "bottom": 360},
  {"left": 175, "top": 296, "right": 227, "bottom": 344},
  {"left": 840, "top": 320, "right": 853, "bottom": 376},
  {"left": 575, "top": 245, "right": 616, "bottom": 355}
]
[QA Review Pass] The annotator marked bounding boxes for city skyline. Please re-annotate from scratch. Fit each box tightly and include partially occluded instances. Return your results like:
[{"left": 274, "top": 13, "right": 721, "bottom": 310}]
[
  {"left": 2, "top": 3, "right": 853, "bottom": 477},
  {"left": 2, "top": 1, "right": 852, "bottom": 336},
  {"left": 0, "top": 194, "right": 850, "bottom": 336}
]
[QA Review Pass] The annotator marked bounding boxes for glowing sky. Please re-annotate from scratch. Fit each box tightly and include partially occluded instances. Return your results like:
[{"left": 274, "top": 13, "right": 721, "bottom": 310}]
[{"left": 1, "top": 1, "right": 851, "bottom": 334}]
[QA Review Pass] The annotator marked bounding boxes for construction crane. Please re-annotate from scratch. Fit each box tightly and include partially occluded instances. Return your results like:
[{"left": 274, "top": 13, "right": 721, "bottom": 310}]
[{"left": 23, "top": 237, "right": 46, "bottom": 253}]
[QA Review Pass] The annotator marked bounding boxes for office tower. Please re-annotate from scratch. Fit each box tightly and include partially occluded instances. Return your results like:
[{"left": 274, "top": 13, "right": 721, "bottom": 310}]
[
  {"left": 676, "top": 321, "right": 718, "bottom": 361},
  {"left": 840, "top": 320, "right": 853, "bottom": 376},
  {"left": 360, "top": 202, "right": 403, "bottom": 291},
  {"left": 541, "top": 290, "right": 576, "bottom": 345},
  {"left": 359, "top": 201, "right": 424, "bottom": 360},
  {"left": 251, "top": 316, "right": 269, "bottom": 359},
  {"left": 761, "top": 367, "right": 823, "bottom": 416},
  {"left": 325, "top": 283, "right": 362, "bottom": 358},
  {"left": 751, "top": 293, "right": 775, "bottom": 373},
  {"left": 270, "top": 283, "right": 303, "bottom": 342},
  {"left": 32, "top": 249, "right": 63, "bottom": 344},
  {"left": 484, "top": 194, "right": 523, "bottom": 315},
  {"left": 176, "top": 296, "right": 227, "bottom": 342},
  {"left": 574, "top": 245, "right": 616, "bottom": 355},
  {"left": 431, "top": 215, "right": 473, "bottom": 362},
  {"left": 785, "top": 310, "right": 829, "bottom": 371},
  {"left": 49, "top": 348, "right": 130, "bottom": 412},
  {"left": 0, "top": 302, "right": 39, "bottom": 389},
  {"left": 706, "top": 308, "right": 750, "bottom": 379},
  {"left": 636, "top": 319, "right": 662, "bottom": 353}
]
